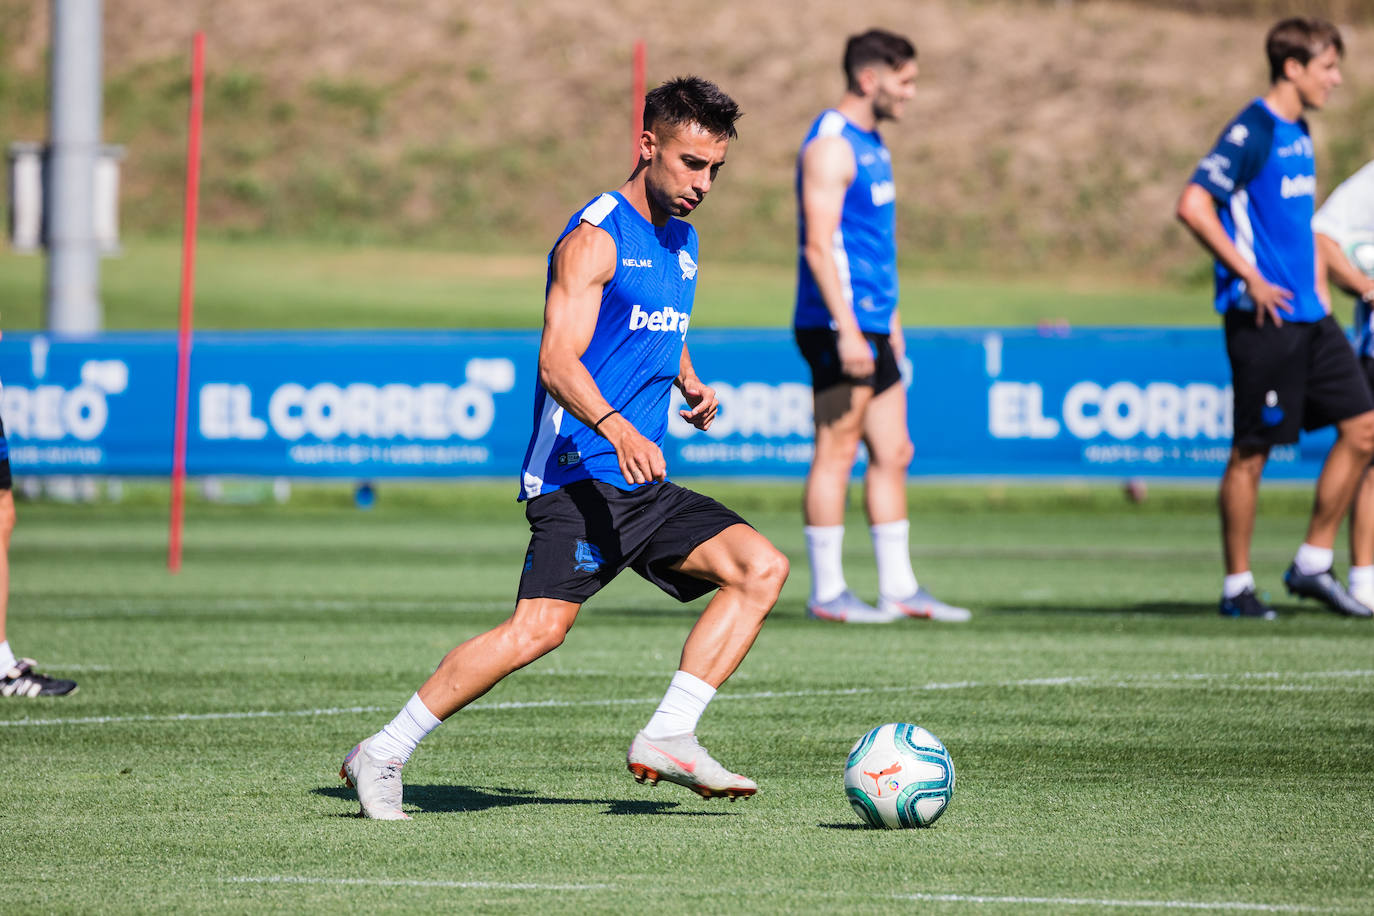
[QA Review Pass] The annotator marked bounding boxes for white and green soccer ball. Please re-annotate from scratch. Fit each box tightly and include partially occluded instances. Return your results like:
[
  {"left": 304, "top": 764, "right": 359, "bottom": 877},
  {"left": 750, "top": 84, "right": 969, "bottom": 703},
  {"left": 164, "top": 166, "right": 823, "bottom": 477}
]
[
  {"left": 1345, "top": 231, "right": 1374, "bottom": 279},
  {"left": 844, "top": 722, "right": 955, "bottom": 829}
]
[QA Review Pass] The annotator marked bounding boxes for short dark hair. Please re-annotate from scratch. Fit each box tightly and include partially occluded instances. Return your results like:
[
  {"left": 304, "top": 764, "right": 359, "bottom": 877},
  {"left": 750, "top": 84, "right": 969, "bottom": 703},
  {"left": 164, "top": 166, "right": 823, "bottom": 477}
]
[
  {"left": 1266, "top": 17, "right": 1343, "bottom": 83},
  {"left": 843, "top": 29, "right": 916, "bottom": 93},
  {"left": 642, "top": 76, "right": 741, "bottom": 141}
]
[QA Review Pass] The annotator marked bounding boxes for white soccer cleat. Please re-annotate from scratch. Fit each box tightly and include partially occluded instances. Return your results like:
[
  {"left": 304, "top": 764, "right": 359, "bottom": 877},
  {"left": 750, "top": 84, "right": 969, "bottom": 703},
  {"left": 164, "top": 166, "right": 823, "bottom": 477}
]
[
  {"left": 627, "top": 730, "right": 757, "bottom": 800},
  {"left": 1353, "top": 584, "right": 1374, "bottom": 614},
  {"left": 880, "top": 586, "right": 972, "bottom": 623},
  {"left": 807, "top": 589, "right": 903, "bottom": 623},
  {"left": 340, "top": 736, "right": 411, "bottom": 820}
]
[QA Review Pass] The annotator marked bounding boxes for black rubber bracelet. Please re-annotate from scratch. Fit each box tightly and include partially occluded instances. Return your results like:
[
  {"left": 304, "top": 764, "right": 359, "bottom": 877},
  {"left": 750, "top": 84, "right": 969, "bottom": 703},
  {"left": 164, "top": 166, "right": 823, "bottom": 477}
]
[{"left": 592, "top": 409, "right": 620, "bottom": 432}]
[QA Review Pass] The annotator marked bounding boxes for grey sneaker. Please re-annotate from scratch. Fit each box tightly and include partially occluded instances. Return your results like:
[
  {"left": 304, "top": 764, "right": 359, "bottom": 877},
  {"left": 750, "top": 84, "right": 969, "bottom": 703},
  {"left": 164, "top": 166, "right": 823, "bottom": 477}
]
[
  {"left": 880, "top": 587, "right": 972, "bottom": 622},
  {"left": 807, "top": 589, "right": 902, "bottom": 623},
  {"left": 340, "top": 736, "right": 411, "bottom": 820},
  {"left": 1283, "top": 564, "right": 1373, "bottom": 619},
  {"left": 627, "top": 730, "right": 757, "bottom": 800}
]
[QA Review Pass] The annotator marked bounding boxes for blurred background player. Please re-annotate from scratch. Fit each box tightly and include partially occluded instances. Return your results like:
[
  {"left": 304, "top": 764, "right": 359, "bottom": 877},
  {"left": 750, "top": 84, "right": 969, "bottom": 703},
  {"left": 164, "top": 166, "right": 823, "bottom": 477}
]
[
  {"left": 0, "top": 410, "right": 78, "bottom": 697},
  {"left": 1313, "top": 158, "right": 1374, "bottom": 610},
  {"left": 340, "top": 77, "right": 789, "bottom": 819},
  {"left": 1176, "top": 17, "right": 1374, "bottom": 620},
  {"left": 793, "top": 29, "right": 969, "bottom": 625}
]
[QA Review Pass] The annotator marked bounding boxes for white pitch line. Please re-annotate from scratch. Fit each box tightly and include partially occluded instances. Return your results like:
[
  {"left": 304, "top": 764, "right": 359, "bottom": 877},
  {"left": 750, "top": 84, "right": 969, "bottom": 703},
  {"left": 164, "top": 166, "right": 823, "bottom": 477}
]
[
  {"left": 895, "top": 891, "right": 1332, "bottom": 912},
  {"left": 225, "top": 875, "right": 613, "bottom": 892},
  {"left": 2, "top": 671, "right": 1371, "bottom": 729}
]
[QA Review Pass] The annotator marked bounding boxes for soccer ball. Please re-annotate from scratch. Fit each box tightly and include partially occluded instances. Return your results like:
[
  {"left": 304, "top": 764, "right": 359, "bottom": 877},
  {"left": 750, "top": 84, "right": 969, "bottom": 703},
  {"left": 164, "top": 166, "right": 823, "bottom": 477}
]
[
  {"left": 844, "top": 722, "right": 955, "bottom": 829},
  {"left": 1345, "top": 231, "right": 1374, "bottom": 279}
]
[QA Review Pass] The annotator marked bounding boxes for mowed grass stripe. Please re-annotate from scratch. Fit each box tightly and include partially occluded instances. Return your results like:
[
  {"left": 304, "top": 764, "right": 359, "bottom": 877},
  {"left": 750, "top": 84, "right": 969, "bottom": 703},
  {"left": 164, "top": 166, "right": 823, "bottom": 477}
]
[{"left": 5, "top": 669, "right": 1368, "bottom": 727}]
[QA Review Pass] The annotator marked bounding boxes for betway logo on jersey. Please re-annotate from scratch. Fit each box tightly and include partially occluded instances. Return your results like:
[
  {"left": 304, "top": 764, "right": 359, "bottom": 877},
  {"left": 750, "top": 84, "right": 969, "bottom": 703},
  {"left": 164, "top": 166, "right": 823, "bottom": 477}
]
[
  {"left": 1280, "top": 174, "right": 1316, "bottom": 199},
  {"left": 628, "top": 303, "right": 690, "bottom": 338},
  {"left": 870, "top": 181, "right": 896, "bottom": 206}
]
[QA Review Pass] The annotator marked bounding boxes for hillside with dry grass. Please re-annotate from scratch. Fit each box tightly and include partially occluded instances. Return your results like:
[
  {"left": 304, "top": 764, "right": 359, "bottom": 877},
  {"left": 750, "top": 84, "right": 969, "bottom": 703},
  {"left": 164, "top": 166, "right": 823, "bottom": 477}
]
[{"left": 1, "top": 0, "right": 1372, "bottom": 281}]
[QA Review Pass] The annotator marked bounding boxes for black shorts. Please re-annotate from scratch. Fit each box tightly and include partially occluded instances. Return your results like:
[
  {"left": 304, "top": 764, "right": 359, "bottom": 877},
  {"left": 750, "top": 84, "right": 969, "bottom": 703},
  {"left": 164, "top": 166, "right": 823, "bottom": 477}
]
[
  {"left": 1225, "top": 312, "right": 1374, "bottom": 448},
  {"left": 794, "top": 327, "right": 902, "bottom": 395},
  {"left": 0, "top": 414, "right": 11, "bottom": 491},
  {"left": 517, "top": 479, "right": 750, "bottom": 605}
]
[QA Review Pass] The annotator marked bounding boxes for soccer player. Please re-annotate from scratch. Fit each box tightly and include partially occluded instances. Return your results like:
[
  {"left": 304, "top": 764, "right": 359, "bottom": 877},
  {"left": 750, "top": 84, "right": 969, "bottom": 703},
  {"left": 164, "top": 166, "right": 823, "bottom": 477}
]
[
  {"left": 793, "top": 29, "right": 969, "bottom": 625},
  {"left": 0, "top": 412, "right": 78, "bottom": 697},
  {"left": 340, "top": 77, "right": 789, "bottom": 820},
  {"left": 1312, "top": 159, "right": 1374, "bottom": 609},
  {"left": 1176, "top": 18, "right": 1374, "bottom": 620}
]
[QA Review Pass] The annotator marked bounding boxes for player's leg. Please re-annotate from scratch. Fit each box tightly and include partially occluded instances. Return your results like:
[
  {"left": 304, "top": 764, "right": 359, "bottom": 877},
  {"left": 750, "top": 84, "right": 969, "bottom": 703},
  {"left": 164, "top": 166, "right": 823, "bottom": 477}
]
[
  {"left": 628, "top": 520, "right": 787, "bottom": 798},
  {"left": 1219, "top": 444, "right": 1269, "bottom": 580},
  {"left": 1347, "top": 469, "right": 1374, "bottom": 608},
  {"left": 860, "top": 366, "right": 969, "bottom": 623},
  {"left": 0, "top": 422, "right": 77, "bottom": 697},
  {"left": 796, "top": 329, "right": 889, "bottom": 622},
  {"left": 1281, "top": 318, "right": 1374, "bottom": 617}
]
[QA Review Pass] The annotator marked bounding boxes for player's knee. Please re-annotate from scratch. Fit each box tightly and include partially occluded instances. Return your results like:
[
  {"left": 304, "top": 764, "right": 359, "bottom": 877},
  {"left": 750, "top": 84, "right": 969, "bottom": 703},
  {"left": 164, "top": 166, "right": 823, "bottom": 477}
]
[
  {"left": 743, "top": 545, "right": 789, "bottom": 603},
  {"left": 872, "top": 438, "right": 914, "bottom": 471},
  {"left": 508, "top": 616, "right": 570, "bottom": 662},
  {"left": 1343, "top": 412, "right": 1374, "bottom": 456}
]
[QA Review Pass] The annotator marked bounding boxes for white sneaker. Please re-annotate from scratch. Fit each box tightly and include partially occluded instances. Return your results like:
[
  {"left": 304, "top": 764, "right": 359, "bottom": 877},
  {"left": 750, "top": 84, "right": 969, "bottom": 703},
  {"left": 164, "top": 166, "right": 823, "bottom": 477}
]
[
  {"left": 807, "top": 589, "right": 903, "bottom": 623},
  {"left": 627, "top": 730, "right": 757, "bottom": 800},
  {"left": 1352, "top": 583, "right": 1374, "bottom": 613},
  {"left": 880, "top": 586, "right": 972, "bottom": 622},
  {"left": 340, "top": 736, "right": 411, "bottom": 820}
]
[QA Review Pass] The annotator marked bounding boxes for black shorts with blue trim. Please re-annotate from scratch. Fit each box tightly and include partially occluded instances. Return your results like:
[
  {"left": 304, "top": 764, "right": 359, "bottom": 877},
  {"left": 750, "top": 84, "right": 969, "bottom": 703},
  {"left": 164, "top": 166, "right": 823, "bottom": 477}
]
[
  {"left": 794, "top": 327, "right": 902, "bottom": 395},
  {"left": 1225, "top": 312, "right": 1373, "bottom": 448},
  {"left": 516, "top": 478, "right": 750, "bottom": 604}
]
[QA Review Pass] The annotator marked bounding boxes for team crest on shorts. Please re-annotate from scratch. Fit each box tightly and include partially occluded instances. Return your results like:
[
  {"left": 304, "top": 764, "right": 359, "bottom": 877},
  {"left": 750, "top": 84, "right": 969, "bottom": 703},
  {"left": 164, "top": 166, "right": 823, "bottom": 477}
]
[{"left": 573, "top": 538, "right": 604, "bottom": 573}]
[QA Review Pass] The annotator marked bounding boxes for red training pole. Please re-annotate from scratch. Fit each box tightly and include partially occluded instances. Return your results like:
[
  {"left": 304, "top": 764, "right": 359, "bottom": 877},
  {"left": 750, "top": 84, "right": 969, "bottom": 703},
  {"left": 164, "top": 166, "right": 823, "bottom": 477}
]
[
  {"left": 168, "top": 31, "right": 205, "bottom": 574},
  {"left": 631, "top": 39, "right": 646, "bottom": 168}
]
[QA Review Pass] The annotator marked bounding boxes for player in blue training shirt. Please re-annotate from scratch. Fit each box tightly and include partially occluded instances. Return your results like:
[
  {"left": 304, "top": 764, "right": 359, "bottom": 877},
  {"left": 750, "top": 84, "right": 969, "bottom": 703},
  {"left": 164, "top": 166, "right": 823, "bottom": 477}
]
[
  {"left": 794, "top": 29, "right": 970, "bottom": 625},
  {"left": 1177, "top": 17, "right": 1374, "bottom": 621},
  {"left": 339, "top": 77, "right": 789, "bottom": 819}
]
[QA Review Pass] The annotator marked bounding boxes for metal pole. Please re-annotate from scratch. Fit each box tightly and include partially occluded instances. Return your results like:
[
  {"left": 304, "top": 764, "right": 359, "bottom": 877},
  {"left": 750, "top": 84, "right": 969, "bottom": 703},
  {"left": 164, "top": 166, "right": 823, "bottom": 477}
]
[{"left": 44, "top": 0, "right": 103, "bottom": 333}]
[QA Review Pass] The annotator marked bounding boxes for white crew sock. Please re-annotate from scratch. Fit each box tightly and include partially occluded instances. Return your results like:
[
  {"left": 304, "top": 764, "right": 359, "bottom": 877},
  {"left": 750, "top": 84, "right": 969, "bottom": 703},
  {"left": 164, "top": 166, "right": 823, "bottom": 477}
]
[
  {"left": 871, "top": 520, "right": 919, "bottom": 601},
  {"left": 369, "top": 693, "right": 442, "bottom": 765},
  {"left": 0, "top": 640, "right": 15, "bottom": 672},
  {"left": 804, "top": 525, "right": 848, "bottom": 604},
  {"left": 1350, "top": 565, "right": 1374, "bottom": 593},
  {"left": 643, "top": 670, "right": 717, "bottom": 739},
  {"left": 1222, "top": 571, "right": 1255, "bottom": 599},
  {"left": 1294, "top": 543, "right": 1334, "bottom": 576}
]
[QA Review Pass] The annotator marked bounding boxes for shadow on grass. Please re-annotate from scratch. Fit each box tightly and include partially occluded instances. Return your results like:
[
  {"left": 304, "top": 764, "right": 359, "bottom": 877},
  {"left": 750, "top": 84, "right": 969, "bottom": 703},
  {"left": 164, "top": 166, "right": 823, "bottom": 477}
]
[
  {"left": 816, "top": 822, "right": 876, "bottom": 830},
  {"left": 313, "top": 783, "right": 733, "bottom": 817}
]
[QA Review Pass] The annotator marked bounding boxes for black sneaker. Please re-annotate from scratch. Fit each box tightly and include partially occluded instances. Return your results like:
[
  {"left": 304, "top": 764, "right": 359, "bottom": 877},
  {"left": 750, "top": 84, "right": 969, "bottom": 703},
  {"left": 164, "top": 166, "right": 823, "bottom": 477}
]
[
  {"left": 1218, "top": 588, "right": 1277, "bottom": 620},
  {"left": 0, "top": 659, "right": 79, "bottom": 697},
  {"left": 1283, "top": 564, "right": 1374, "bottom": 619}
]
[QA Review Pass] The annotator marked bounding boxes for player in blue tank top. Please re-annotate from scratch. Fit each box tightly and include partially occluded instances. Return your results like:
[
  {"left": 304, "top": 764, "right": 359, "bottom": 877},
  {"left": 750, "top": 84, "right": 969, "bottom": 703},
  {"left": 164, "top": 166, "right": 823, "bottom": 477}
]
[
  {"left": 1176, "top": 17, "right": 1374, "bottom": 621},
  {"left": 793, "top": 29, "right": 970, "bottom": 626},
  {"left": 340, "top": 78, "right": 790, "bottom": 819}
]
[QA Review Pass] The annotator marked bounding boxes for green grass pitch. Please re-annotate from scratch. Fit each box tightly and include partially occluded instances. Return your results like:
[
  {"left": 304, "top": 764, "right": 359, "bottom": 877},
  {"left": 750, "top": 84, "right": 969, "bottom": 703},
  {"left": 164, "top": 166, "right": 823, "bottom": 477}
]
[{"left": 1, "top": 482, "right": 1371, "bottom": 913}]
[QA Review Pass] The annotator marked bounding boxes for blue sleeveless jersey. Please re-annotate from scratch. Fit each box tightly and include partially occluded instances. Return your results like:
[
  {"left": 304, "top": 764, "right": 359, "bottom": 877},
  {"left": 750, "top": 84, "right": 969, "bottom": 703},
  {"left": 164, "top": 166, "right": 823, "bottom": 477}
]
[
  {"left": 1190, "top": 98, "right": 1323, "bottom": 323},
  {"left": 519, "top": 191, "right": 698, "bottom": 500},
  {"left": 794, "top": 110, "right": 899, "bottom": 334}
]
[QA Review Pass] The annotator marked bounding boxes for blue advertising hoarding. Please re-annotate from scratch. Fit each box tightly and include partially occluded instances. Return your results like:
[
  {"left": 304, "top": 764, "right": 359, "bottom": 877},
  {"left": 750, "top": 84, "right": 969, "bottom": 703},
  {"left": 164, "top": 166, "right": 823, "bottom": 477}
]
[{"left": 0, "top": 327, "right": 1336, "bottom": 481}]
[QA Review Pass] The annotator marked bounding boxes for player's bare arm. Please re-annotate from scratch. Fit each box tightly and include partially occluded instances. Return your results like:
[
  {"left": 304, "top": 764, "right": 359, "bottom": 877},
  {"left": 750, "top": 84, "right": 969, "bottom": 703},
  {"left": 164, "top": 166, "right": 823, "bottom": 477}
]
[
  {"left": 540, "top": 222, "right": 666, "bottom": 485},
  {"left": 1316, "top": 232, "right": 1374, "bottom": 303},
  {"left": 676, "top": 344, "right": 717, "bottom": 431},
  {"left": 801, "top": 135, "right": 874, "bottom": 376},
  {"left": 1177, "top": 183, "right": 1293, "bottom": 326}
]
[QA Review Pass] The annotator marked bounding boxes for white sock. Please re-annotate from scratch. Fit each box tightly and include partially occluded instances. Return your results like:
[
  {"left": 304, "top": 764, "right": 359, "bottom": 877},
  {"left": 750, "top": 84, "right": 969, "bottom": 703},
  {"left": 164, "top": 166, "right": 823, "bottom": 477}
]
[
  {"left": 369, "top": 693, "right": 442, "bottom": 765},
  {"left": 1222, "top": 571, "right": 1255, "bottom": 599},
  {"left": 1294, "top": 543, "right": 1334, "bottom": 576},
  {"left": 643, "top": 670, "right": 716, "bottom": 739},
  {"left": 0, "top": 640, "right": 14, "bottom": 672},
  {"left": 871, "top": 520, "right": 919, "bottom": 601},
  {"left": 1350, "top": 565, "right": 1374, "bottom": 593},
  {"left": 804, "top": 525, "right": 847, "bottom": 603}
]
